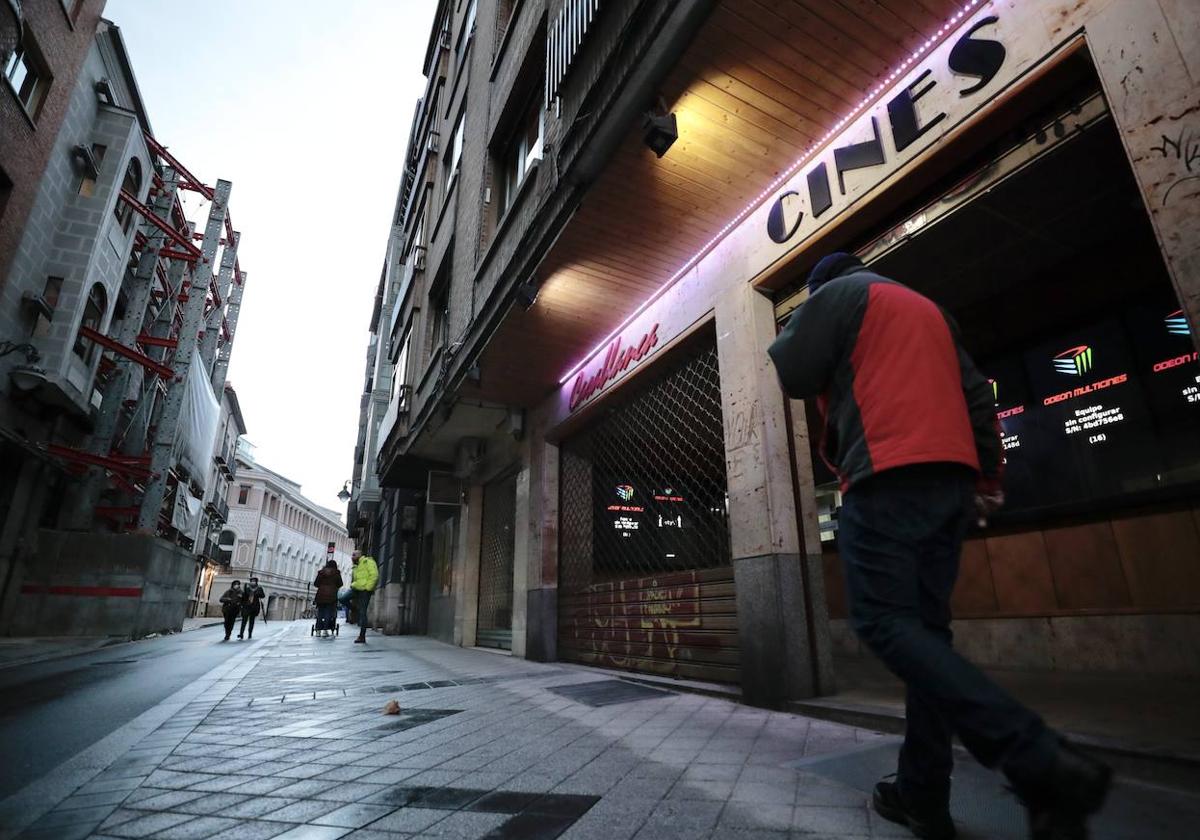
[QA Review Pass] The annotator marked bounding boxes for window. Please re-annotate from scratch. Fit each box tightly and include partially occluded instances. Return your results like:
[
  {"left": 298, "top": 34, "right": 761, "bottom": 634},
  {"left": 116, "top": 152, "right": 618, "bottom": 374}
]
[
  {"left": 31, "top": 275, "right": 62, "bottom": 339},
  {"left": 4, "top": 31, "right": 51, "bottom": 120},
  {"left": 393, "top": 328, "right": 412, "bottom": 404},
  {"left": 73, "top": 284, "right": 107, "bottom": 361},
  {"left": 0, "top": 166, "right": 12, "bottom": 223},
  {"left": 495, "top": 0, "right": 518, "bottom": 52},
  {"left": 78, "top": 144, "right": 107, "bottom": 197},
  {"left": 238, "top": 485, "right": 250, "bottom": 505},
  {"left": 429, "top": 284, "right": 449, "bottom": 357},
  {"left": 497, "top": 96, "right": 543, "bottom": 218},
  {"left": 444, "top": 109, "right": 465, "bottom": 193},
  {"left": 114, "top": 158, "right": 142, "bottom": 233},
  {"left": 454, "top": 0, "right": 476, "bottom": 58}
]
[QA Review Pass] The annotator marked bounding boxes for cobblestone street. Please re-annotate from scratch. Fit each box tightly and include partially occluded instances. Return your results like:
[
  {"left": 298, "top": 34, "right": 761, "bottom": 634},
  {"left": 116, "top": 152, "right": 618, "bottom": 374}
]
[{"left": 3, "top": 622, "right": 1197, "bottom": 840}]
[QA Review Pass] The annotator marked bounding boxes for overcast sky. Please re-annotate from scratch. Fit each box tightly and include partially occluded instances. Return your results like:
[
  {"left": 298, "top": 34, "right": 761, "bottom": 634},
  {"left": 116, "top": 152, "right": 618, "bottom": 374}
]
[{"left": 105, "top": 0, "right": 438, "bottom": 516}]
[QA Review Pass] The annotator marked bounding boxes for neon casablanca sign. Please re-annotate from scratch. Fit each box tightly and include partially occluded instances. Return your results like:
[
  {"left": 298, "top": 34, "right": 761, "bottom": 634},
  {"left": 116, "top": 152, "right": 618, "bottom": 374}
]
[{"left": 568, "top": 323, "right": 660, "bottom": 411}]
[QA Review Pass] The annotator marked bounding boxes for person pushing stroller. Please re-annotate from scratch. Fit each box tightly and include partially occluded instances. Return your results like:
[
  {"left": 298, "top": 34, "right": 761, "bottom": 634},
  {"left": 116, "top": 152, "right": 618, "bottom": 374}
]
[{"left": 312, "top": 559, "right": 342, "bottom": 637}]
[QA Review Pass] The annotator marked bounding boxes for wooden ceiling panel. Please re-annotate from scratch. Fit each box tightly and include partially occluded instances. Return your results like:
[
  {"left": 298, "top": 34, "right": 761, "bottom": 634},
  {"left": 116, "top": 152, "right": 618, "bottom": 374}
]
[{"left": 478, "top": 0, "right": 966, "bottom": 409}]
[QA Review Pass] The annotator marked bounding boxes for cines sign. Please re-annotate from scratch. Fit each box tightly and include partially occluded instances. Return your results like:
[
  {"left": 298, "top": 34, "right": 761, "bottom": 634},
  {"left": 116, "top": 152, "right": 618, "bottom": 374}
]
[
  {"left": 569, "top": 323, "right": 660, "bottom": 411},
  {"left": 765, "top": 15, "right": 1007, "bottom": 247}
]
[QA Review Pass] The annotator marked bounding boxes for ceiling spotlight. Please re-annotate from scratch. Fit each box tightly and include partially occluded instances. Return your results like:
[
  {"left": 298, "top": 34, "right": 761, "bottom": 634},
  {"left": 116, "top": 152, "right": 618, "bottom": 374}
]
[{"left": 642, "top": 110, "right": 678, "bottom": 158}]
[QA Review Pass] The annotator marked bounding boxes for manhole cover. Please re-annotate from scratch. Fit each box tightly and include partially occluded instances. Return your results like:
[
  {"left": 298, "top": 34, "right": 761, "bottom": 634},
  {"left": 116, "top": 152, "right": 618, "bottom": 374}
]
[{"left": 544, "top": 679, "right": 673, "bottom": 707}]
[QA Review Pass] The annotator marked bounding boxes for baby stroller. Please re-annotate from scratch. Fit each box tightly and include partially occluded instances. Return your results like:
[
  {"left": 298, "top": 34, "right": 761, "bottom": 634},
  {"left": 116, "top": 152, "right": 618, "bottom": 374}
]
[{"left": 311, "top": 614, "right": 339, "bottom": 636}]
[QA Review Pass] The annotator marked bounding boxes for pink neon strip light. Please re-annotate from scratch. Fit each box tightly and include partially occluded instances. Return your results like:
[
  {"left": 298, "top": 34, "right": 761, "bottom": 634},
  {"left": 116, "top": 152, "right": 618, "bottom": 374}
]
[{"left": 559, "top": 0, "right": 988, "bottom": 385}]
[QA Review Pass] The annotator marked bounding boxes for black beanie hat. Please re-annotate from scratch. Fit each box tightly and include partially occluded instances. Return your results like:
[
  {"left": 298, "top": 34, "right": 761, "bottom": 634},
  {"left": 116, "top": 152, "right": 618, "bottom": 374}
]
[{"left": 808, "top": 252, "right": 864, "bottom": 293}]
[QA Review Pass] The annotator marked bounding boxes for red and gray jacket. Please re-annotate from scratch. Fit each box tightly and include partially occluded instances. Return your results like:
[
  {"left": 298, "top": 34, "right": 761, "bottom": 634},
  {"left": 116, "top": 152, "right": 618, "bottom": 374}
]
[{"left": 768, "top": 267, "right": 1001, "bottom": 492}]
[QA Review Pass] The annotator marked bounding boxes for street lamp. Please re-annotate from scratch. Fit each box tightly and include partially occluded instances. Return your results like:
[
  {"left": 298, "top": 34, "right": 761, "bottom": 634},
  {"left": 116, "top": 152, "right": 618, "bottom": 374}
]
[{"left": 337, "top": 481, "right": 351, "bottom": 503}]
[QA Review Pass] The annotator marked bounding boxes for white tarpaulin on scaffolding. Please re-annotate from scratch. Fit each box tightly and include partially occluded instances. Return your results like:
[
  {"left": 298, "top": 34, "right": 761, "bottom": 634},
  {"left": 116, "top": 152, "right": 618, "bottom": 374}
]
[
  {"left": 174, "top": 350, "right": 220, "bottom": 493},
  {"left": 171, "top": 488, "right": 203, "bottom": 544}
]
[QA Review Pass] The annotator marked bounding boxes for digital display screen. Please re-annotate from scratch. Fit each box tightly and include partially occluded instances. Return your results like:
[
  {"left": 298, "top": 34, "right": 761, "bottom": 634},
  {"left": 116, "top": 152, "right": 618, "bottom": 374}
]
[{"left": 592, "top": 474, "right": 722, "bottom": 573}]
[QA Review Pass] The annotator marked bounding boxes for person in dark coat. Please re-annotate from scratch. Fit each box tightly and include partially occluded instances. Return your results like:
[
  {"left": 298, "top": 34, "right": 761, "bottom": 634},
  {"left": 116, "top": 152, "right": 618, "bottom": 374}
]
[
  {"left": 238, "top": 577, "right": 266, "bottom": 640},
  {"left": 312, "top": 560, "right": 343, "bottom": 637},
  {"left": 218, "top": 581, "right": 242, "bottom": 641},
  {"left": 768, "top": 254, "right": 1110, "bottom": 840}
]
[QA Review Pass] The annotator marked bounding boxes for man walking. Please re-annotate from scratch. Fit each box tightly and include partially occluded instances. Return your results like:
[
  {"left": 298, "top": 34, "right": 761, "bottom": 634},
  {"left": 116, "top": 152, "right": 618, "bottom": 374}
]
[
  {"left": 218, "top": 580, "right": 242, "bottom": 641},
  {"left": 768, "top": 253, "right": 1110, "bottom": 840},
  {"left": 238, "top": 576, "right": 266, "bottom": 640},
  {"left": 349, "top": 551, "right": 378, "bottom": 644}
]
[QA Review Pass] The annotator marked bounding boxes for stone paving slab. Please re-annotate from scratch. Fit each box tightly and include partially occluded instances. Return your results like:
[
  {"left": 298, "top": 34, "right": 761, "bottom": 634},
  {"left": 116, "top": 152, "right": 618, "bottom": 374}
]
[{"left": 4, "top": 621, "right": 1191, "bottom": 839}]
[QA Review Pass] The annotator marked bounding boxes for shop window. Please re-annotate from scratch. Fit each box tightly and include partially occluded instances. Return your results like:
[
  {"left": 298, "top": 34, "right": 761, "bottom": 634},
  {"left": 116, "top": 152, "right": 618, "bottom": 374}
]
[
  {"left": 78, "top": 144, "right": 106, "bottom": 196},
  {"left": 496, "top": 94, "right": 542, "bottom": 220},
  {"left": 808, "top": 108, "right": 1199, "bottom": 536},
  {"left": 559, "top": 337, "right": 731, "bottom": 590},
  {"left": 114, "top": 158, "right": 142, "bottom": 233},
  {"left": 4, "top": 30, "right": 52, "bottom": 120},
  {"left": 72, "top": 283, "right": 107, "bottom": 362}
]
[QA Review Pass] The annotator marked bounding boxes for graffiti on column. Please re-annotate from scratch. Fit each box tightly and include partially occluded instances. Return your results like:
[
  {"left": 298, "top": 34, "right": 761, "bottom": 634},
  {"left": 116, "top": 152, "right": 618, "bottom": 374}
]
[{"left": 1149, "top": 123, "right": 1200, "bottom": 205}]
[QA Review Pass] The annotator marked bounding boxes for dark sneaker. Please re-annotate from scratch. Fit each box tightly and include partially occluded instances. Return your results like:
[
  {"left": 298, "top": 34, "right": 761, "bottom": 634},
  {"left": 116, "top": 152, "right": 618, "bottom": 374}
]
[
  {"left": 354, "top": 636, "right": 366, "bottom": 644},
  {"left": 873, "top": 781, "right": 956, "bottom": 840},
  {"left": 1022, "top": 742, "right": 1111, "bottom": 840}
]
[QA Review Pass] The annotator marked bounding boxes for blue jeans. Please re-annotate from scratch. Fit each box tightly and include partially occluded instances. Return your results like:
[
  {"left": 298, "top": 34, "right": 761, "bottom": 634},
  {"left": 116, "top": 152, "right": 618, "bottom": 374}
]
[
  {"left": 838, "top": 463, "right": 1057, "bottom": 807},
  {"left": 353, "top": 589, "right": 372, "bottom": 633},
  {"left": 316, "top": 604, "right": 336, "bottom": 630}
]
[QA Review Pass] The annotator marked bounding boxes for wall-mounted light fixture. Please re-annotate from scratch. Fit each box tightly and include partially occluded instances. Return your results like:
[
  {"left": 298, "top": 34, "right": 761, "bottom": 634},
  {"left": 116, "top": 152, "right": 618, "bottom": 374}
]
[
  {"left": 642, "top": 98, "right": 678, "bottom": 158},
  {"left": 516, "top": 278, "right": 540, "bottom": 310}
]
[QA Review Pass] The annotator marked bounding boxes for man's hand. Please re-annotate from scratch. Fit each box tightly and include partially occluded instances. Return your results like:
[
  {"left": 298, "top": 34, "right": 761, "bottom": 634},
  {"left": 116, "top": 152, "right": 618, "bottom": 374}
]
[{"left": 974, "top": 488, "right": 1005, "bottom": 527}]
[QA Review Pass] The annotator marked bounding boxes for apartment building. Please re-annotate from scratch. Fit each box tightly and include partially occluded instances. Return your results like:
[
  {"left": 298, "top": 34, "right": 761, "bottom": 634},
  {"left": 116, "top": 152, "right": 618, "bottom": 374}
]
[{"left": 352, "top": 0, "right": 1200, "bottom": 706}]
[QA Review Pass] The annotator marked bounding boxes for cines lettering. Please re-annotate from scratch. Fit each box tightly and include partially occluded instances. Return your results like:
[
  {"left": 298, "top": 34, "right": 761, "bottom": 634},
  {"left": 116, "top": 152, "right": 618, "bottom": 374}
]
[
  {"left": 1044, "top": 373, "right": 1128, "bottom": 406},
  {"left": 766, "top": 16, "right": 1006, "bottom": 245},
  {"left": 569, "top": 323, "right": 660, "bottom": 411}
]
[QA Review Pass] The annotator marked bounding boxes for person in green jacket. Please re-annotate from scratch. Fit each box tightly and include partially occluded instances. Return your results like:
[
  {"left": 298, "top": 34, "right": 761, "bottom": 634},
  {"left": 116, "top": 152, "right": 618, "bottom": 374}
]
[{"left": 350, "top": 550, "right": 378, "bottom": 644}]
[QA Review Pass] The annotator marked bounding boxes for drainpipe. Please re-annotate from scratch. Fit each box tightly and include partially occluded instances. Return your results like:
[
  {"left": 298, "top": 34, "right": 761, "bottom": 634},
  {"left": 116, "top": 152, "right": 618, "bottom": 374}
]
[{"left": 566, "top": 0, "right": 718, "bottom": 188}]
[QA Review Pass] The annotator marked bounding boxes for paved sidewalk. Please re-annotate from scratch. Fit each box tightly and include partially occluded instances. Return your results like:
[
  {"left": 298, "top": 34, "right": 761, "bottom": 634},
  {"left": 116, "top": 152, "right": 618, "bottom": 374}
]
[{"left": 6, "top": 621, "right": 1196, "bottom": 840}]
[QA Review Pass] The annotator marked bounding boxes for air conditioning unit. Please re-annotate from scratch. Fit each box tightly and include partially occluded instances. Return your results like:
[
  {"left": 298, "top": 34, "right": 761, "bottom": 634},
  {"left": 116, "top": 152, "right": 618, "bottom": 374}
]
[
  {"left": 439, "top": 27, "right": 451, "bottom": 50},
  {"left": 414, "top": 246, "right": 426, "bottom": 271},
  {"left": 453, "top": 437, "right": 484, "bottom": 479},
  {"left": 426, "top": 132, "right": 439, "bottom": 155}
]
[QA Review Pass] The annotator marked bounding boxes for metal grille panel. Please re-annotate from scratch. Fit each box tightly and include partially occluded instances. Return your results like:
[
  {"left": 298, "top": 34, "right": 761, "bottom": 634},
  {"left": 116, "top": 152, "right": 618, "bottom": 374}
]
[
  {"left": 477, "top": 473, "right": 517, "bottom": 649},
  {"left": 560, "top": 341, "right": 730, "bottom": 589},
  {"left": 558, "top": 337, "right": 739, "bottom": 683}
]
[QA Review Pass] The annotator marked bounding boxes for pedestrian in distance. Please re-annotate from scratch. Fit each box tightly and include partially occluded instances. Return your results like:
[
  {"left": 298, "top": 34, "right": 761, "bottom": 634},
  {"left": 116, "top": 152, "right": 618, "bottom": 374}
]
[
  {"left": 768, "top": 253, "right": 1111, "bottom": 840},
  {"left": 238, "top": 576, "right": 266, "bottom": 640},
  {"left": 349, "top": 550, "right": 378, "bottom": 644},
  {"left": 218, "top": 580, "right": 242, "bottom": 641},
  {"left": 313, "top": 559, "right": 343, "bottom": 637}
]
